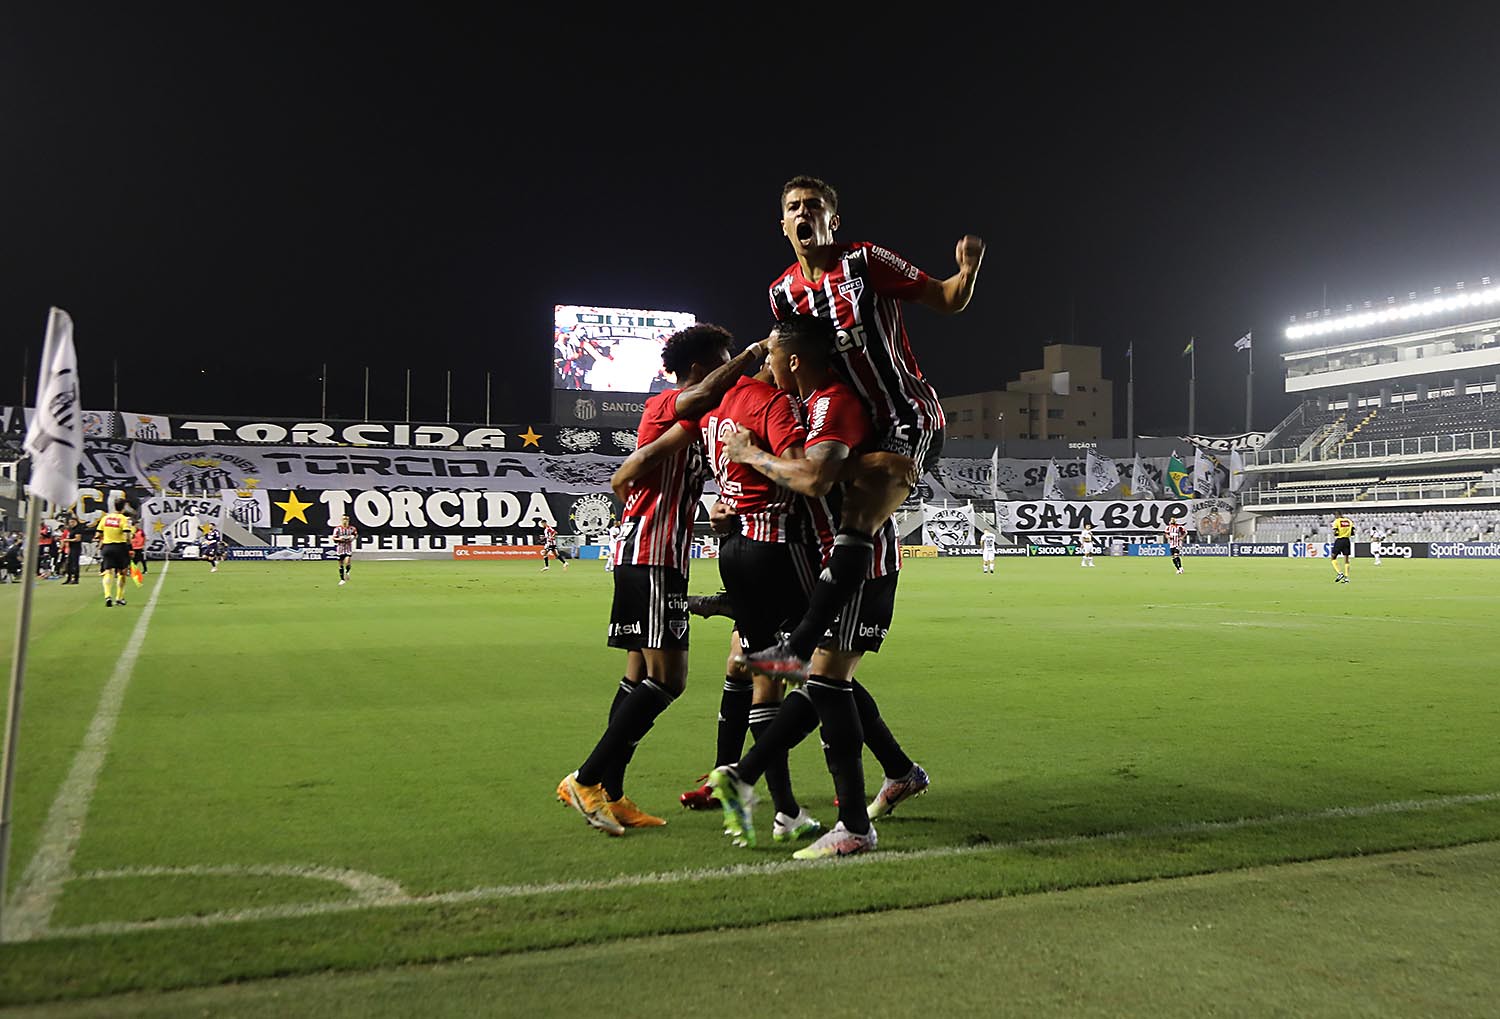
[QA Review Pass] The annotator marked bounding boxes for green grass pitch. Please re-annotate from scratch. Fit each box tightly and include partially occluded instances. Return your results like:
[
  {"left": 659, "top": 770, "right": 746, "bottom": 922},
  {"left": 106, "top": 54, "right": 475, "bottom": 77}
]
[{"left": 1, "top": 554, "right": 1498, "bottom": 1009}]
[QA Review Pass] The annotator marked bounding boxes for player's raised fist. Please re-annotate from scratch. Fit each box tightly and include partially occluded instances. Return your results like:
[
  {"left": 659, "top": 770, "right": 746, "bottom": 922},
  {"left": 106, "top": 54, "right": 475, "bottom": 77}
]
[{"left": 956, "top": 235, "right": 985, "bottom": 273}]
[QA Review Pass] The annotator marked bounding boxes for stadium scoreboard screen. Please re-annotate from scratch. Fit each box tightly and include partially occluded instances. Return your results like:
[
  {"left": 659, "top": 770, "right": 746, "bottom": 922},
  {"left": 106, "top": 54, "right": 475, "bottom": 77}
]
[{"left": 553, "top": 305, "right": 696, "bottom": 393}]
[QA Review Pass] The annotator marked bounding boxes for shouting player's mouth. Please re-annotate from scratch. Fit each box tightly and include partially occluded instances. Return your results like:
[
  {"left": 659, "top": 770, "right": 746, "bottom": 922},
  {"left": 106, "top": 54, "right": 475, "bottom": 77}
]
[{"left": 795, "top": 220, "right": 814, "bottom": 245}]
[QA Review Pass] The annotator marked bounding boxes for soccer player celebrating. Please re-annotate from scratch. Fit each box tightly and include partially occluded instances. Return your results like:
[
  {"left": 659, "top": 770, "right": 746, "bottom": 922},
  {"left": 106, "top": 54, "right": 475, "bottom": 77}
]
[
  {"left": 1331, "top": 512, "right": 1355, "bottom": 583},
  {"left": 1164, "top": 520, "right": 1187, "bottom": 575},
  {"left": 332, "top": 516, "right": 358, "bottom": 585},
  {"left": 713, "top": 315, "right": 928, "bottom": 858},
  {"left": 558, "top": 324, "right": 769, "bottom": 837},
  {"left": 1079, "top": 525, "right": 1097, "bottom": 567},
  {"left": 95, "top": 499, "right": 134, "bottom": 607},
  {"left": 746, "top": 175, "right": 984, "bottom": 679},
  {"left": 981, "top": 529, "right": 997, "bottom": 574}
]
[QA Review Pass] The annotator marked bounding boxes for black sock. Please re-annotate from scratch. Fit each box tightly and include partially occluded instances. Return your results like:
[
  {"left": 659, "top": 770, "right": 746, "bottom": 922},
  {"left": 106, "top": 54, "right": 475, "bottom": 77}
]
[
  {"left": 1172, "top": 555, "right": 1182, "bottom": 570},
  {"left": 716, "top": 675, "right": 753, "bottom": 766},
  {"left": 750, "top": 702, "right": 799, "bottom": 817},
  {"left": 787, "top": 530, "right": 873, "bottom": 659},
  {"left": 852, "top": 681, "right": 913, "bottom": 779},
  {"left": 602, "top": 678, "right": 635, "bottom": 799},
  {"left": 735, "top": 688, "right": 818, "bottom": 786},
  {"left": 805, "top": 675, "right": 868, "bottom": 834},
  {"left": 577, "top": 678, "right": 674, "bottom": 787}
]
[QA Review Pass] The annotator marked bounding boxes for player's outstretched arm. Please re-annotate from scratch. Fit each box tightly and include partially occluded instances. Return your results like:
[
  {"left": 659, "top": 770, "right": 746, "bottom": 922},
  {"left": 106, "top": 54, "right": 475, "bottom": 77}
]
[
  {"left": 919, "top": 235, "right": 985, "bottom": 315},
  {"left": 724, "top": 424, "right": 846, "bottom": 498},
  {"left": 610, "top": 426, "right": 697, "bottom": 500},
  {"left": 672, "top": 336, "right": 771, "bottom": 420}
]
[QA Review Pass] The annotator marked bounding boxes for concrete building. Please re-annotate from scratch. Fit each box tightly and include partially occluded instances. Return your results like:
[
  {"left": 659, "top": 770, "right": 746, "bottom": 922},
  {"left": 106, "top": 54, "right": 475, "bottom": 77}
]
[{"left": 941, "top": 344, "right": 1114, "bottom": 443}]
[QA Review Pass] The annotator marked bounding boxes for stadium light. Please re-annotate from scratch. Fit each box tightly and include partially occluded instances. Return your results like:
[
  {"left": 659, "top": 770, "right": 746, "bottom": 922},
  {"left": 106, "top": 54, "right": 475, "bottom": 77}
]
[{"left": 1286, "top": 285, "right": 1500, "bottom": 340}]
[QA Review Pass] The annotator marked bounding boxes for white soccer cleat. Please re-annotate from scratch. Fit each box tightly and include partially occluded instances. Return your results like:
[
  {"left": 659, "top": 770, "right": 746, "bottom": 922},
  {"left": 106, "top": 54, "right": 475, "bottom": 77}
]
[
  {"left": 773, "top": 808, "right": 823, "bottom": 843},
  {"left": 339, "top": 579, "right": 346, "bottom": 586},
  {"left": 791, "top": 821, "right": 877, "bottom": 860},
  {"left": 868, "top": 763, "right": 931, "bottom": 819}
]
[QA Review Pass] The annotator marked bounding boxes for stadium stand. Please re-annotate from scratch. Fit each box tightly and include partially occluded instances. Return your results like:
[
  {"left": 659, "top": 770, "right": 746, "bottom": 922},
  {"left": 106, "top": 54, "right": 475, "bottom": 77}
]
[{"left": 1254, "top": 508, "right": 1500, "bottom": 543}]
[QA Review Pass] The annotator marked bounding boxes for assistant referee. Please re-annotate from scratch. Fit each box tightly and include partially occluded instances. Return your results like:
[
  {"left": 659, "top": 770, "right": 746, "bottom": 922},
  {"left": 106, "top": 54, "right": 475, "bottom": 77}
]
[
  {"left": 95, "top": 498, "right": 135, "bottom": 607},
  {"left": 1331, "top": 512, "right": 1355, "bottom": 584}
]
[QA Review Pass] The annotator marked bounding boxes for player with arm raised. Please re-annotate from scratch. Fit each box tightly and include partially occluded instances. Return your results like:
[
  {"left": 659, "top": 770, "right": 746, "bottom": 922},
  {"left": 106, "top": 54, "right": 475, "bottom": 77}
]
[
  {"left": 747, "top": 175, "right": 983, "bottom": 678},
  {"left": 558, "top": 324, "right": 753, "bottom": 837}
]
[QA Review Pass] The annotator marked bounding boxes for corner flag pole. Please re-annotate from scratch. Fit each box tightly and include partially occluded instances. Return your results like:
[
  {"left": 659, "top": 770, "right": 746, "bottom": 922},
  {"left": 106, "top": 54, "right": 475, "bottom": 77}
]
[
  {"left": 0, "top": 490, "right": 44, "bottom": 941},
  {"left": 1, "top": 307, "right": 81, "bottom": 942}
]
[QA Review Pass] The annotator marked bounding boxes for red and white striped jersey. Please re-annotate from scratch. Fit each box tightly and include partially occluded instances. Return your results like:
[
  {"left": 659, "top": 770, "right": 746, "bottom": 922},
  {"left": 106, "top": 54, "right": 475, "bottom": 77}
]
[
  {"left": 793, "top": 379, "right": 900, "bottom": 578},
  {"left": 332, "top": 524, "right": 358, "bottom": 554},
  {"left": 1164, "top": 523, "right": 1188, "bottom": 547},
  {"left": 769, "top": 241, "right": 945, "bottom": 438},
  {"left": 700, "top": 376, "right": 805, "bottom": 543},
  {"left": 543, "top": 525, "right": 558, "bottom": 545},
  {"left": 618, "top": 389, "right": 709, "bottom": 571}
]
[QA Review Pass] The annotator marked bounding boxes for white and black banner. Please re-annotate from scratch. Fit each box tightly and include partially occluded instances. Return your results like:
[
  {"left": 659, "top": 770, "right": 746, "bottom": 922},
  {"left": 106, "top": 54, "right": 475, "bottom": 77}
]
[
  {"left": 994, "top": 499, "right": 1193, "bottom": 534},
  {"left": 126, "top": 443, "right": 626, "bottom": 495},
  {"left": 142, "top": 494, "right": 225, "bottom": 555},
  {"left": 920, "top": 502, "right": 975, "bottom": 551},
  {"left": 933, "top": 456, "right": 1174, "bottom": 502},
  {"left": 266, "top": 488, "right": 628, "bottom": 540},
  {"left": 1180, "top": 432, "right": 1268, "bottom": 453}
]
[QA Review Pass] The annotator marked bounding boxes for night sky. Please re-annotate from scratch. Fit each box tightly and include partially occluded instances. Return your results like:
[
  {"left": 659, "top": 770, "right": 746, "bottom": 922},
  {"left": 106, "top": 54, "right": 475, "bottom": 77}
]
[{"left": 5, "top": 10, "right": 1499, "bottom": 437}]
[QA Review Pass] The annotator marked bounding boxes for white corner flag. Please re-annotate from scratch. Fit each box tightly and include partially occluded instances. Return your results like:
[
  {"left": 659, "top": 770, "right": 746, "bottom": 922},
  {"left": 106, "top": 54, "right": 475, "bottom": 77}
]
[
  {"left": 1043, "top": 459, "right": 1065, "bottom": 501},
  {"left": 1084, "top": 449, "right": 1121, "bottom": 497},
  {"left": 990, "top": 446, "right": 1000, "bottom": 500},
  {"left": 23, "top": 308, "right": 82, "bottom": 508},
  {"left": 1234, "top": 331, "right": 1253, "bottom": 352}
]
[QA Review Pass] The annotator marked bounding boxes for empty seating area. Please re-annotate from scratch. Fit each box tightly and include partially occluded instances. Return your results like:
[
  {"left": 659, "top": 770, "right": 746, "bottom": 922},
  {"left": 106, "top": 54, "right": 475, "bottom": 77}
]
[
  {"left": 1254, "top": 508, "right": 1500, "bottom": 543},
  {"left": 1246, "top": 470, "right": 1500, "bottom": 506},
  {"left": 1271, "top": 403, "right": 1342, "bottom": 449},
  {"left": 1347, "top": 394, "right": 1500, "bottom": 444}
]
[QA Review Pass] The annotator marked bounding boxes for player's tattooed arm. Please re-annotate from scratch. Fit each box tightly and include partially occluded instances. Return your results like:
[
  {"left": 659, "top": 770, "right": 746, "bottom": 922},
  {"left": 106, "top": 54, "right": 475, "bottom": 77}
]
[
  {"left": 611, "top": 425, "right": 697, "bottom": 500},
  {"left": 919, "top": 234, "right": 985, "bottom": 314},
  {"left": 723, "top": 425, "right": 849, "bottom": 498},
  {"left": 672, "top": 334, "right": 773, "bottom": 419}
]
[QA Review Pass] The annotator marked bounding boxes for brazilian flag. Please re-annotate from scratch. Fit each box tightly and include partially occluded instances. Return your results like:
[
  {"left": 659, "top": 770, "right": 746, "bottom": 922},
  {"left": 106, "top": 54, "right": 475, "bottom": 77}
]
[{"left": 1166, "top": 455, "right": 1194, "bottom": 499}]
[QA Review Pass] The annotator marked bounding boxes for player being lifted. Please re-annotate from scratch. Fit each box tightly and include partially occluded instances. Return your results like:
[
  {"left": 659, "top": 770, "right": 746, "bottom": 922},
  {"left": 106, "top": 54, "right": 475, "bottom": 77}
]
[
  {"left": 1078, "top": 524, "right": 1096, "bottom": 567},
  {"left": 1331, "top": 512, "right": 1355, "bottom": 583},
  {"left": 540, "top": 524, "right": 569, "bottom": 572},
  {"left": 1164, "top": 519, "right": 1188, "bottom": 575},
  {"left": 746, "top": 176, "right": 983, "bottom": 678},
  {"left": 332, "top": 515, "right": 358, "bottom": 585},
  {"left": 981, "top": 529, "right": 997, "bottom": 574}
]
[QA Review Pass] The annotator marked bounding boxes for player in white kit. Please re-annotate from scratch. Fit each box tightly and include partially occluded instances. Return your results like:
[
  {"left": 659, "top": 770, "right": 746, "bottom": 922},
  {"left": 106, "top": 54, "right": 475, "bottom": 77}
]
[
  {"left": 602, "top": 524, "right": 622, "bottom": 572},
  {"left": 1370, "top": 526, "right": 1385, "bottom": 566},
  {"left": 981, "top": 531, "right": 997, "bottom": 573},
  {"left": 1079, "top": 525, "right": 1096, "bottom": 567}
]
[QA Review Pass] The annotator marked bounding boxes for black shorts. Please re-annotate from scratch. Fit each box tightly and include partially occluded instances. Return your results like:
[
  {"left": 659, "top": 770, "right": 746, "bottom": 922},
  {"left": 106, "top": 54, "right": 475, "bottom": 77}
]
[
  {"left": 101, "top": 543, "right": 131, "bottom": 572},
  {"left": 719, "top": 535, "right": 816, "bottom": 653},
  {"left": 1332, "top": 537, "right": 1352, "bottom": 557},
  {"left": 131, "top": 548, "right": 146, "bottom": 564},
  {"left": 544, "top": 543, "right": 566, "bottom": 559},
  {"left": 1168, "top": 545, "right": 1182, "bottom": 557},
  {"left": 819, "top": 572, "right": 899, "bottom": 654},
  {"left": 878, "top": 421, "right": 945, "bottom": 475},
  {"left": 608, "top": 564, "right": 690, "bottom": 651}
]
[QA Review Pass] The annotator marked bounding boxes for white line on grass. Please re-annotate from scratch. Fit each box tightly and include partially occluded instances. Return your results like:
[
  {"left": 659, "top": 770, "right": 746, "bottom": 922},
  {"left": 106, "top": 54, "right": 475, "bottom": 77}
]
[
  {"left": 1, "top": 564, "right": 169, "bottom": 943},
  {"left": 40, "top": 788, "right": 1500, "bottom": 942}
]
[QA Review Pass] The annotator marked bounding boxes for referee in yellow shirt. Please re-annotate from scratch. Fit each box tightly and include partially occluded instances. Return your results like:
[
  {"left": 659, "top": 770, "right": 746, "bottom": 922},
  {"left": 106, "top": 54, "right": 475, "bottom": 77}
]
[
  {"left": 95, "top": 498, "right": 135, "bottom": 607},
  {"left": 1331, "top": 512, "right": 1355, "bottom": 584}
]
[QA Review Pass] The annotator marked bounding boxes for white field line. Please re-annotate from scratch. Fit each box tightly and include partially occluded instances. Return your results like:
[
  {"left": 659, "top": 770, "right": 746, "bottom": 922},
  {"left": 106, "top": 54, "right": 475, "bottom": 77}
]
[
  {"left": 1, "top": 564, "right": 169, "bottom": 943},
  {"left": 39, "top": 788, "right": 1500, "bottom": 942}
]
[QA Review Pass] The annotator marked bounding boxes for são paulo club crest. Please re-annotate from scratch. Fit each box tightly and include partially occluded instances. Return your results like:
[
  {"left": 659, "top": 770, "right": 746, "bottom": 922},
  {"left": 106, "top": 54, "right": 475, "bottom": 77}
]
[{"left": 569, "top": 493, "right": 614, "bottom": 540}]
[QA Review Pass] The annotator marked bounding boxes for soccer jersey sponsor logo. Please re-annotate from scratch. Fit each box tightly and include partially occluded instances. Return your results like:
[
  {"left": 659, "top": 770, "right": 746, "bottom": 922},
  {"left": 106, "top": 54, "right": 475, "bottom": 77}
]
[{"left": 610, "top": 621, "right": 643, "bottom": 637}]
